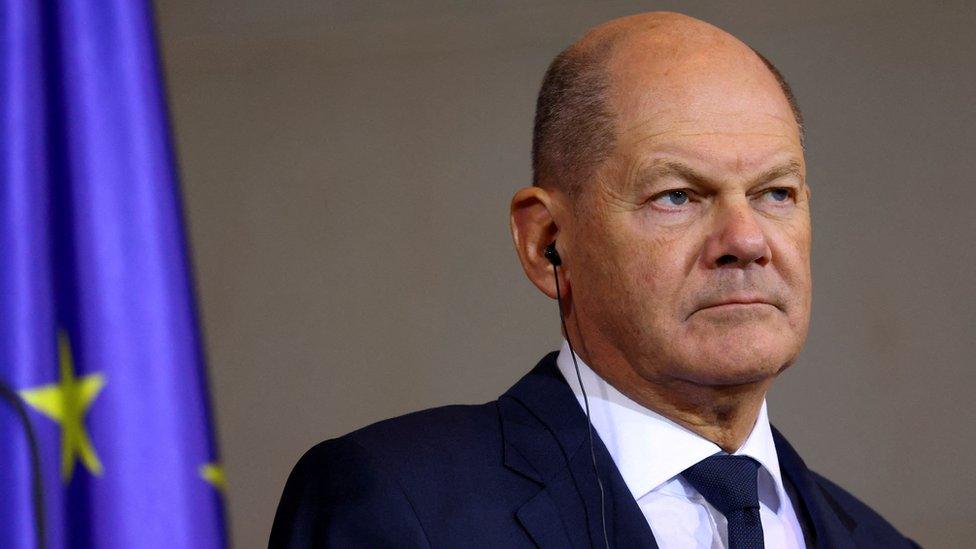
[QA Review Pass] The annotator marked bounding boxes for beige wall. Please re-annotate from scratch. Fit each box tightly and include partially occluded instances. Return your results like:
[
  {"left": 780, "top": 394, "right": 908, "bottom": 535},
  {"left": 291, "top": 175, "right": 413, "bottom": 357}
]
[{"left": 155, "top": 1, "right": 975, "bottom": 547}]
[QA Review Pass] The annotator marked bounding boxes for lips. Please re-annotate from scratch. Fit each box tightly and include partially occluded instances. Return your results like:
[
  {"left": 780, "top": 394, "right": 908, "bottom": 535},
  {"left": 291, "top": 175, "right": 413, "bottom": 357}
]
[
  {"left": 690, "top": 293, "right": 780, "bottom": 318},
  {"left": 704, "top": 302, "right": 771, "bottom": 310}
]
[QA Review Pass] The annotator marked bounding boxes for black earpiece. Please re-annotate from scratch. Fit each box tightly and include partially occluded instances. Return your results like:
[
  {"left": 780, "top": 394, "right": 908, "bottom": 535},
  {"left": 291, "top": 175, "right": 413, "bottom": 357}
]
[{"left": 544, "top": 242, "right": 562, "bottom": 266}]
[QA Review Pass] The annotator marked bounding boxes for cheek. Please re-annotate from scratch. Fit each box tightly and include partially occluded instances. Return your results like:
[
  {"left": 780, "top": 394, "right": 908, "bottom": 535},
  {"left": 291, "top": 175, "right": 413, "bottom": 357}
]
[
  {"left": 767, "top": 220, "right": 812, "bottom": 323},
  {"left": 575, "top": 208, "right": 703, "bottom": 328},
  {"left": 635, "top": 245, "right": 687, "bottom": 304},
  {"left": 618, "top": 229, "right": 698, "bottom": 325},
  {"left": 640, "top": 223, "right": 704, "bottom": 293}
]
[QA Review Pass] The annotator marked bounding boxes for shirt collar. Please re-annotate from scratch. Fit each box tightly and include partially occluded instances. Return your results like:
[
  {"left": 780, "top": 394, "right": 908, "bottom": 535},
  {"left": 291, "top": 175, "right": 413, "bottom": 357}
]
[{"left": 555, "top": 340, "right": 788, "bottom": 512}]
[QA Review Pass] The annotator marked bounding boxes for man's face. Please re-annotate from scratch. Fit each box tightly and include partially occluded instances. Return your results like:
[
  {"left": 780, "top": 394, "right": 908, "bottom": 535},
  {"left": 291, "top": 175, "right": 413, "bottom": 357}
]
[{"left": 568, "top": 38, "right": 812, "bottom": 387}]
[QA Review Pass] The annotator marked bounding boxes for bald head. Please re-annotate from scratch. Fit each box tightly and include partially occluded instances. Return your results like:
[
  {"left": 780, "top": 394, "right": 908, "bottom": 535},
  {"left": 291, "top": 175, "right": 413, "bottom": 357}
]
[{"left": 532, "top": 12, "right": 803, "bottom": 197}]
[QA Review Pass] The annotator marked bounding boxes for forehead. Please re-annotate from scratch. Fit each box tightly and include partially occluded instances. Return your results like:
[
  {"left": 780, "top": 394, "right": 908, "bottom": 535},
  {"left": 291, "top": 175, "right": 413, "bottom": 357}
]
[{"left": 604, "top": 32, "right": 803, "bottom": 172}]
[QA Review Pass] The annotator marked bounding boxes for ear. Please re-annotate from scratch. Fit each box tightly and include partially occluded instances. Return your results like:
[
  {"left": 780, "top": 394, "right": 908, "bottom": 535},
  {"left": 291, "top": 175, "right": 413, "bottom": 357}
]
[{"left": 510, "top": 186, "right": 565, "bottom": 300}]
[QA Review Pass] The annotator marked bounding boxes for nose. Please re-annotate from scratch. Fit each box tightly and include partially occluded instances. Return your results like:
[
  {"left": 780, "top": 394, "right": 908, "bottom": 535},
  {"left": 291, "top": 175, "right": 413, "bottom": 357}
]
[{"left": 703, "top": 201, "right": 771, "bottom": 269}]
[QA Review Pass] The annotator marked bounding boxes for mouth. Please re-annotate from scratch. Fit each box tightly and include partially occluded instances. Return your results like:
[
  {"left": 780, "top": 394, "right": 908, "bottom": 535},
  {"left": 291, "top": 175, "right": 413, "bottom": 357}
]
[
  {"left": 701, "top": 302, "right": 774, "bottom": 310},
  {"left": 688, "top": 295, "right": 781, "bottom": 319}
]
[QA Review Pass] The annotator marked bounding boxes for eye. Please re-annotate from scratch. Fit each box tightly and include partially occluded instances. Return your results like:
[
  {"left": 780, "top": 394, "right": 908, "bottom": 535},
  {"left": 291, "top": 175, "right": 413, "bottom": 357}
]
[
  {"left": 652, "top": 190, "right": 690, "bottom": 207},
  {"left": 761, "top": 187, "right": 793, "bottom": 203}
]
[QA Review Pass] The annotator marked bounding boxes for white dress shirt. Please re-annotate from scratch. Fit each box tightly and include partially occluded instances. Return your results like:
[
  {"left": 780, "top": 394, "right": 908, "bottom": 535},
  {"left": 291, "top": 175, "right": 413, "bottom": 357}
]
[{"left": 555, "top": 340, "right": 806, "bottom": 548}]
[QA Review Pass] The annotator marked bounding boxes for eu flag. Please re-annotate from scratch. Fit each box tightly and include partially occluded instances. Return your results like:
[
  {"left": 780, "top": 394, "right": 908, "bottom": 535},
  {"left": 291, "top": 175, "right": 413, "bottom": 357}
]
[{"left": 1, "top": 1, "right": 226, "bottom": 547}]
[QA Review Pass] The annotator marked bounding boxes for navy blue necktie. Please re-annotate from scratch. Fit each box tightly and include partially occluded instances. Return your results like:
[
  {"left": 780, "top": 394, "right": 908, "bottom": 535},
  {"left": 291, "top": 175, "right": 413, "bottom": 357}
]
[{"left": 681, "top": 454, "right": 765, "bottom": 549}]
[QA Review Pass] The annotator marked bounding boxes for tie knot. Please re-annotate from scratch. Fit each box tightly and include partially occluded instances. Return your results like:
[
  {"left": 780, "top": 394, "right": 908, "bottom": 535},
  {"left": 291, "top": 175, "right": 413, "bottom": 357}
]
[{"left": 681, "top": 454, "right": 761, "bottom": 516}]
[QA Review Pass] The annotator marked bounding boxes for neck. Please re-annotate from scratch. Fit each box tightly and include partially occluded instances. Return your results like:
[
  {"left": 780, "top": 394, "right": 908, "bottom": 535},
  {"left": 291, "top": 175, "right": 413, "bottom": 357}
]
[
  {"left": 565, "top": 334, "right": 771, "bottom": 453},
  {"left": 623, "top": 375, "right": 771, "bottom": 452}
]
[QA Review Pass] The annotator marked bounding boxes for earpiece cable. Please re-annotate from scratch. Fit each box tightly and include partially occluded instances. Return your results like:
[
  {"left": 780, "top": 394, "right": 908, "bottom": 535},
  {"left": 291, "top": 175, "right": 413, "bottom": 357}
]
[{"left": 552, "top": 264, "right": 610, "bottom": 549}]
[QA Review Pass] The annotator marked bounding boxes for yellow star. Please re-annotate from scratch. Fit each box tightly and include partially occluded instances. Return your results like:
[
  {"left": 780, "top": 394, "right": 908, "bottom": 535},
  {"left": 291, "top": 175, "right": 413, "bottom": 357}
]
[
  {"left": 199, "top": 462, "right": 226, "bottom": 492},
  {"left": 19, "top": 330, "right": 106, "bottom": 481}
]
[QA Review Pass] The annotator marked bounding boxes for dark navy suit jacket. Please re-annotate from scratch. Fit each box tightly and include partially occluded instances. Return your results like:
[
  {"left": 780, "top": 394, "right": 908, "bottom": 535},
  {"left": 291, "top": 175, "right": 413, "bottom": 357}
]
[{"left": 270, "top": 352, "right": 919, "bottom": 548}]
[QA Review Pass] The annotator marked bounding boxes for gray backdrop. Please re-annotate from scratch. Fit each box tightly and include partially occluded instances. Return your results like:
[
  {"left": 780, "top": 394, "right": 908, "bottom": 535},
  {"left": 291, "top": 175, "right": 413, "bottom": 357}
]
[{"left": 154, "top": 1, "right": 975, "bottom": 547}]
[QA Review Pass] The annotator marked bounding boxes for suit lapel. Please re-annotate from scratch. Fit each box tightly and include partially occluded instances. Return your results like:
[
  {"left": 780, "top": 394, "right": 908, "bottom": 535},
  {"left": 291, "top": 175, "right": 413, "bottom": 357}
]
[
  {"left": 773, "top": 427, "right": 858, "bottom": 549},
  {"left": 500, "top": 353, "right": 867, "bottom": 549},
  {"left": 500, "top": 353, "right": 657, "bottom": 549}
]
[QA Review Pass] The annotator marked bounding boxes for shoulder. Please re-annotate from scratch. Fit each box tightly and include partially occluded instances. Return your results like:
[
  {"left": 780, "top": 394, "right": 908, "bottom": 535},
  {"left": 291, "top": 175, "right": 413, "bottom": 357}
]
[
  {"left": 296, "top": 401, "right": 502, "bottom": 477},
  {"left": 808, "top": 470, "right": 920, "bottom": 548},
  {"left": 270, "top": 402, "right": 501, "bottom": 547},
  {"left": 339, "top": 401, "right": 502, "bottom": 469}
]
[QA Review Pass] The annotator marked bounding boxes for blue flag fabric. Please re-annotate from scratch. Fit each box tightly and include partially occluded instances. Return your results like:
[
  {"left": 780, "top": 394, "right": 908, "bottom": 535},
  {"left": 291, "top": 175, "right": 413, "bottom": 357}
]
[{"left": 1, "top": 1, "right": 226, "bottom": 547}]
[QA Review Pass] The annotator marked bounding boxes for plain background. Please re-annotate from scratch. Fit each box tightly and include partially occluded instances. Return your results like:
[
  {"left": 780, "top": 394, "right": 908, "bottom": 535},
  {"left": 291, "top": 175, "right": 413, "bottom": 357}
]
[{"left": 154, "top": 1, "right": 975, "bottom": 547}]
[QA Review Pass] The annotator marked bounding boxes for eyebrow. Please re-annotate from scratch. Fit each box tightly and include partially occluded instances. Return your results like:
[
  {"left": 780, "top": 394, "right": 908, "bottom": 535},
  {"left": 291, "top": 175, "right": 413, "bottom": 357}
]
[{"left": 636, "top": 159, "right": 805, "bottom": 189}]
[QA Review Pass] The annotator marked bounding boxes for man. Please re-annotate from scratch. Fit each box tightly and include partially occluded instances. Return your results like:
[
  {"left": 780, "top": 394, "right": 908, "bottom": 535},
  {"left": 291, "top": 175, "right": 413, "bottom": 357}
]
[{"left": 270, "top": 12, "right": 917, "bottom": 548}]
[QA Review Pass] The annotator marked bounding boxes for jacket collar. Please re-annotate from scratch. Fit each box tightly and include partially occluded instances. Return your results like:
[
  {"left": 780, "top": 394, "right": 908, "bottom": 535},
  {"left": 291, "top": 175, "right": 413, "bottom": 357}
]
[
  {"left": 499, "top": 352, "right": 859, "bottom": 549},
  {"left": 500, "top": 352, "right": 657, "bottom": 549},
  {"left": 772, "top": 426, "right": 859, "bottom": 548}
]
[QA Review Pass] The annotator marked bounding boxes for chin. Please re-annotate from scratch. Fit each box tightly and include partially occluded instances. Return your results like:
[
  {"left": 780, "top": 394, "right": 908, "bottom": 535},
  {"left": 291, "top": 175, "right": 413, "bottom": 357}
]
[
  {"left": 675, "top": 320, "right": 799, "bottom": 387},
  {"left": 680, "top": 358, "right": 784, "bottom": 387}
]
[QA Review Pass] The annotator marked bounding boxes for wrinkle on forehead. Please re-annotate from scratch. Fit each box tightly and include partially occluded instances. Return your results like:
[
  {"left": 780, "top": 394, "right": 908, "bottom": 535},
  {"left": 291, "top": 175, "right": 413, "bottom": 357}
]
[
  {"left": 612, "top": 72, "right": 799, "bottom": 142},
  {"left": 621, "top": 112, "right": 803, "bottom": 179},
  {"left": 623, "top": 109, "right": 798, "bottom": 136},
  {"left": 626, "top": 122, "right": 799, "bottom": 149}
]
